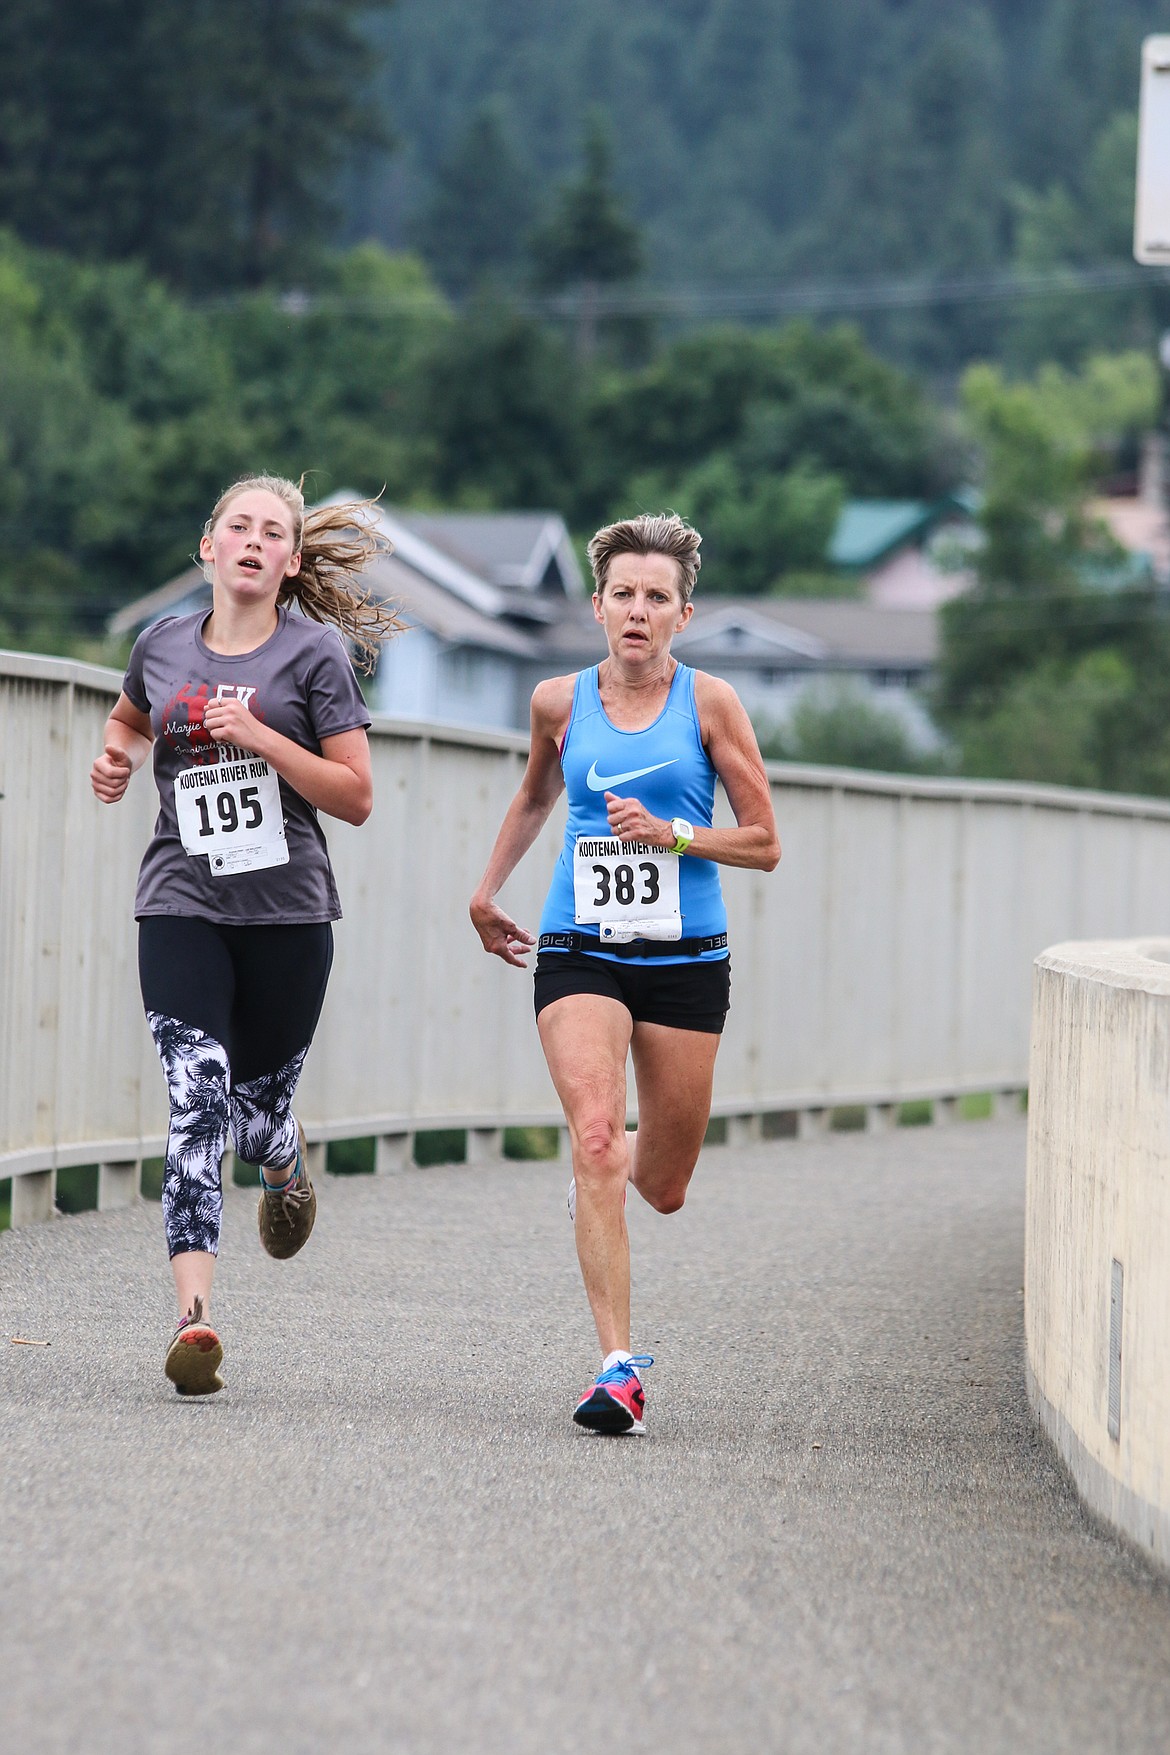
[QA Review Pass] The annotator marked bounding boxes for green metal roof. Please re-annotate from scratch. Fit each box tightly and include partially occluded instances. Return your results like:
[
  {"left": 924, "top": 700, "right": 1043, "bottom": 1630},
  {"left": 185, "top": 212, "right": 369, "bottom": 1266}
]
[
  {"left": 828, "top": 501, "right": 935, "bottom": 568},
  {"left": 828, "top": 494, "right": 979, "bottom": 569}
]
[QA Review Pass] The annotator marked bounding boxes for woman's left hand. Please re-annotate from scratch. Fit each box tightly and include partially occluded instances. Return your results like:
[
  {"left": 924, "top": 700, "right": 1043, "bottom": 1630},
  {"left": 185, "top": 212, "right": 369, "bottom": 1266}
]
[{"left": 604, "top": 791, "right": 670, "bottom": 847}]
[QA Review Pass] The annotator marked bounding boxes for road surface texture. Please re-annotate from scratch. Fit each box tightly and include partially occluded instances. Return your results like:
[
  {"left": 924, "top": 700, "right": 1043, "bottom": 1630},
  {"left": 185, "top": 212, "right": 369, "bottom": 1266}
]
[{"left": 3, "top": 1117, "right": 1169, "bottom": 1754}]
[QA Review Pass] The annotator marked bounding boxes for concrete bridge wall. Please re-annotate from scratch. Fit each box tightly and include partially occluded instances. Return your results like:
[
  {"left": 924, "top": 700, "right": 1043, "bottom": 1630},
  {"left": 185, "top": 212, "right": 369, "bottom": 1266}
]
[
  {"left": 1027, "top": 939, "right": 1170, "bottom": 1568},
  {"left": 6, "top": 649, "right": 1170, "bottom": 1221}
]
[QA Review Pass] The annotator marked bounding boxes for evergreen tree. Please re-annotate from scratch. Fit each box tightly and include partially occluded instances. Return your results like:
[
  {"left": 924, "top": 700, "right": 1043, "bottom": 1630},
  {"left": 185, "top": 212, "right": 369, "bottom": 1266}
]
[
  {"left": 369, "top": 0, "right": 1167, "bottom": 372},
  {"left": 411, "top": 102, "right": 537, "bottom": 296},
  {"left": 0, "top": 0, "right": 394, "bottom": 289},
  {"left": 528, "top": 112, "right": 642, "bottom": 359},
  {"left": 416, "top": 296, "right": 581, "bottom": 507}
]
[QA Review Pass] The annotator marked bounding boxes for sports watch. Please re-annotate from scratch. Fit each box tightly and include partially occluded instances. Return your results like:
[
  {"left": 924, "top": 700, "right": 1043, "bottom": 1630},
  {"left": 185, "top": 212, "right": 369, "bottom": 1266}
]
[{"left": 670, "top": 817, "right": 695, "bottom": 855}]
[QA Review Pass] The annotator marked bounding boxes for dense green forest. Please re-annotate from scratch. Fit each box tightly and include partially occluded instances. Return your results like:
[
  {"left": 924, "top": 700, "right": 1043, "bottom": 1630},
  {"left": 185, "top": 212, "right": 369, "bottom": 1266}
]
[
  {"left": 4, "top": 1, "right": 1165, "bottom": 371},
  {"left": 2, "top": 0, "right": 1170, "bottom": 791},
  {"left": 367, "top": 0, "right": 1167, "bottom": 370}
]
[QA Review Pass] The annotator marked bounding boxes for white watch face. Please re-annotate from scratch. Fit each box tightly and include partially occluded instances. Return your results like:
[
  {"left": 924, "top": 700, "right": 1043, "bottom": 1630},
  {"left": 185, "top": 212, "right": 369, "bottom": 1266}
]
[{"left": 672, "top": 818, "right": 693, "bottom": 843}]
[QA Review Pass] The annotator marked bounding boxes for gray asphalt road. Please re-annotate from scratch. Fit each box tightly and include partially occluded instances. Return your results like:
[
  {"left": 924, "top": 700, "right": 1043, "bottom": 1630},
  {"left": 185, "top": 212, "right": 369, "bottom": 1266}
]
[{"left": 2, "top": 1118, "right": 1168, "bottom": 1755}]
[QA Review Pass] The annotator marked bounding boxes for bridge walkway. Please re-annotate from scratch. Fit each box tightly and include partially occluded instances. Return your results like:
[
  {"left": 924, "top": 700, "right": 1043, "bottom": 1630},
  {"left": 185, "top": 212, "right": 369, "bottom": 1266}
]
[{"left": 3, "top": 1118, "right": 1168, "bottom": 1754}]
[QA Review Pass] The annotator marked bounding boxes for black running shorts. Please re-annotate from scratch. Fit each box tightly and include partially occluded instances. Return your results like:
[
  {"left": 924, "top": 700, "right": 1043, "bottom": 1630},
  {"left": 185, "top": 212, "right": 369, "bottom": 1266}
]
[{"left": 533, "top": 949, "right": 731, "bottom": 1035}]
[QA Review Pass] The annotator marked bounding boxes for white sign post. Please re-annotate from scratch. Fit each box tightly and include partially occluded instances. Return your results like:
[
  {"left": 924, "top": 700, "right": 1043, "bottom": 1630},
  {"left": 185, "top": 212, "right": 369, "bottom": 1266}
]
[{"left": 1135, "top": 36, "right": 1170, "bottom": 263}]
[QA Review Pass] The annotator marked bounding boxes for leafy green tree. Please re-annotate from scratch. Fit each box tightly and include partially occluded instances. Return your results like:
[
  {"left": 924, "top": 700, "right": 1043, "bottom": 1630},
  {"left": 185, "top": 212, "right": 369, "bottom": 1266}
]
[
  {"left": 937, "top": 352, "right": 1170, "bottom": 792},
  {"left": 213, "top": 245, "right": 448, "bottom": 501},
  {"left": 0, "top": 232, "right": 256, "bottom": 639},
  {"left": 581, "top": 320, "right": 954, "bottom": 526},
  {"left": 756, "top": 681, "right": 946, "bottom": 774},
  {"left": 623, "top": 457, "right": 843, "bottom": 595},
  {"left": 939, "top": 360, "right": 1120, "bottom": 722},
  {"left": 957, "top": 651, "right": 1134, "bottom": 788},
  {"left": 412, "top": 101, "right": 537, "bottom": 296},
  {"left": 415, "top": 296, "right": 581, "bottom": 507}
]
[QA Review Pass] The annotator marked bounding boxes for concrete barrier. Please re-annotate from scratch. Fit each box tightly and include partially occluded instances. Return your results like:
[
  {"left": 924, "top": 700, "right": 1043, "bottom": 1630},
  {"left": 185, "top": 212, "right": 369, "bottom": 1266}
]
[{"left": 1027, "top": 940, "right": 1170, "bottom": 1568}]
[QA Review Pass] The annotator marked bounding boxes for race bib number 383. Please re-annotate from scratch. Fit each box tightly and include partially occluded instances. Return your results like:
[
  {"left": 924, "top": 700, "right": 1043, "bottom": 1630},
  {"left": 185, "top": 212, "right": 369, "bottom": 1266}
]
[
  {"left": 174, "top": 758, "right": 288, "bottom": 876},
  {"left": 572, "top": 836, "right": 681, "bottom": 935}
]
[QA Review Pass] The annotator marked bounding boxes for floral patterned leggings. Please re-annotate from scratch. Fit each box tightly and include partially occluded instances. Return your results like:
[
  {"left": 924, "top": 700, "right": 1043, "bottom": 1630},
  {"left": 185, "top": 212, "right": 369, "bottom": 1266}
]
[{"left": 138, "top": 917, "right": 333, "bottom": 1259}]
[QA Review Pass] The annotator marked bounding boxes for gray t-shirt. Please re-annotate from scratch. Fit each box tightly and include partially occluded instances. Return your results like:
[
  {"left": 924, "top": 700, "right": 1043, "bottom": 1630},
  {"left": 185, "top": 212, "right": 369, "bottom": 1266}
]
[{"left": 123, "top": 608, "right": 372, "bottom": 924}]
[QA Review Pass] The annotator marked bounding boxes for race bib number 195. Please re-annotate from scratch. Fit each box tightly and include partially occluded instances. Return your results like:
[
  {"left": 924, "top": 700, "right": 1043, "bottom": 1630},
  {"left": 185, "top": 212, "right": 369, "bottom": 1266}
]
[{"left": 174, "top": 758, "right": 288, "bottom": 876}]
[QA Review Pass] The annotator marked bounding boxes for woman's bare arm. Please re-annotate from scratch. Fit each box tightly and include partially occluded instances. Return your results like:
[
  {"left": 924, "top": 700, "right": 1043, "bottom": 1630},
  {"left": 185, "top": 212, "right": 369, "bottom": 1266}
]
[
  {"left": 604, "top": 672, "right": 780, "bottom": 871},
  {"left": 469, "top": 676, "right": 573, "bottom": 966}
]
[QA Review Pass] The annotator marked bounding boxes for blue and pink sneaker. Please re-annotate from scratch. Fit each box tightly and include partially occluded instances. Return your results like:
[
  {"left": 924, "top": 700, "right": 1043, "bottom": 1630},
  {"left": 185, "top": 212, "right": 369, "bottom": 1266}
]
[{"left": 572, "top": 1354, "right": 654, "bottom": 1435}]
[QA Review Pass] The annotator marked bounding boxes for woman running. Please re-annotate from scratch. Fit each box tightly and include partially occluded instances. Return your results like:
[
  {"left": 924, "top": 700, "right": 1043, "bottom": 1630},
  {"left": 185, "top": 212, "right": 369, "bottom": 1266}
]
[
  {"left": 470, "top": 512, "right": 780, "bottom": 1435},
  {"left": 90, "top": 475, "right": 400, "bottom": 1396}
]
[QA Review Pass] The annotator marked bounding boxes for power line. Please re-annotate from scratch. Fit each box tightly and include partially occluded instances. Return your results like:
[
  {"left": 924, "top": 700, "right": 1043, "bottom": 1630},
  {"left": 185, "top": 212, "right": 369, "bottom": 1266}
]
[
  {"left": 194, "top": 262, "right": 1170, "bottom": 322},
  {"left": 528, "top": 264, "right": 1170, "bottom": 321}
]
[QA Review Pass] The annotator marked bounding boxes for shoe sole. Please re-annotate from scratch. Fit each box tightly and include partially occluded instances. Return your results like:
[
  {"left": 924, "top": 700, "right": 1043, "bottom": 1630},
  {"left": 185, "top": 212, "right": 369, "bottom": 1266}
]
[
  {"left": 572, "top": 1389, "right": 645, "bottom": 1435},
  {"left": 165, "top": 1325, "right": 224, "bottom": 1396}
]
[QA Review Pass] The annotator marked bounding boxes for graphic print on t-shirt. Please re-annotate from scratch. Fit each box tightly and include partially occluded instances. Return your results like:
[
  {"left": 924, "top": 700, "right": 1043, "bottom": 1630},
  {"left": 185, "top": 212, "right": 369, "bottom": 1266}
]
[
  {"left": 161, "top": 680, "right": 266, "bottom": 767},
  {"left": 165, "top": 680, "right": 289, "bottom": 876}
]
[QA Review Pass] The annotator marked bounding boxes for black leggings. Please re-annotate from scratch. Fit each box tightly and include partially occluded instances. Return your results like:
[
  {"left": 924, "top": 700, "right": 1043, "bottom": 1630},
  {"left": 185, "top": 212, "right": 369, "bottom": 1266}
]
[{"left": 138, "top": 917, "right": 333, "bottom": 1259}]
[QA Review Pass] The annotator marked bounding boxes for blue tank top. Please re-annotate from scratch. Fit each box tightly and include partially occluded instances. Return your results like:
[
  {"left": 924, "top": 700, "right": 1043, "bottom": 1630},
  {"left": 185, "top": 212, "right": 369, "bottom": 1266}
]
[{"left": 539, "top": 663, "right": 728, "bottom": 963}]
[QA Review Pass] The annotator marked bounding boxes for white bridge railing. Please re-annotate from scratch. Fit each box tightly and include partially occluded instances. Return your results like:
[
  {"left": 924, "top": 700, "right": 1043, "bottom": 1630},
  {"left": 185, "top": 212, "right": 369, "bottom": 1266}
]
[{"left": 6, "top": 649, "right": 1170, "bottom": 1224}]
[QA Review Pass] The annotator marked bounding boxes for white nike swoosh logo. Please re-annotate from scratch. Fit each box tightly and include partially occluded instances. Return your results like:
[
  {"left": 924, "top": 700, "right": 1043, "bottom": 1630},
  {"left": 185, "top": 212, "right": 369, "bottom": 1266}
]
[{"left": 585, "top": 758, "right": 678, "bottom": 791}]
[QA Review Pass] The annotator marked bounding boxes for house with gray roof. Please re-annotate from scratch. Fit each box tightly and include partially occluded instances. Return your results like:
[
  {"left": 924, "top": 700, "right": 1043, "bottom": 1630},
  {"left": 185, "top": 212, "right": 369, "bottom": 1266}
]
[{"left": 111, "top": 499, "right": 939, "bottom": 743}]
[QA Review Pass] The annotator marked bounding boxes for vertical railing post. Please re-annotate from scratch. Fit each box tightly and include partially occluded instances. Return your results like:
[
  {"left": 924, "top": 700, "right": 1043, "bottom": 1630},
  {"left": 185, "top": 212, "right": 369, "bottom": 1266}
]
[
  {"left": 98, "top": 1160, "right": 140, "bottom": 1209},
  {"left": 375, "top": 1133, "right": 412, "bottom": 1174},
  {"left": 467, "top": 1127, "right": 504, "bottom": 1164},
  {"left": 11, "top": 1169, "right": 56, "bottom": 1226}
]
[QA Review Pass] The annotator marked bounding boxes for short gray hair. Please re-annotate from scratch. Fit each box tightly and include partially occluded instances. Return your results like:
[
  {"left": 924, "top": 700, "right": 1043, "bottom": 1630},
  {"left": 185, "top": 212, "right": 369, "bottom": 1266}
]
[{"left": 587, "top": 511, "right": 702, "bottom": 603}]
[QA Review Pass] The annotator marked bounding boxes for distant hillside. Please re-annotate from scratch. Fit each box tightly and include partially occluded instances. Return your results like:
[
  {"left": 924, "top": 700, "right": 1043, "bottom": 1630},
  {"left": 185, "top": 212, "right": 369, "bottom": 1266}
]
[{"left": 354, "top": 0, "right": 1164, "bottom": 365}]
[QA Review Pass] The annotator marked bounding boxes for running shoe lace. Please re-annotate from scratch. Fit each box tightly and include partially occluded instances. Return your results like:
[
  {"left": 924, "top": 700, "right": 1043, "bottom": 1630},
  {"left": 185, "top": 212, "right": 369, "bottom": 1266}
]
[
  {"left": 175, "top": 1293, "right": 209, "bottom": 1334},
  {"left": 263, "top": 1161, "right": 311, "bottom": 1227},
  {"left": 595, "top": 1354, "right": 654, "bottom": 1386}
]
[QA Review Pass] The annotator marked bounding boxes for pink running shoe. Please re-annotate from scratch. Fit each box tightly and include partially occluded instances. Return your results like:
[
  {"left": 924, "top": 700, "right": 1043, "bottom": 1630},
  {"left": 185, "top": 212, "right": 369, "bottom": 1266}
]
[{"left": 572, "top": 1355, "right": 653, "bottom": 1435}]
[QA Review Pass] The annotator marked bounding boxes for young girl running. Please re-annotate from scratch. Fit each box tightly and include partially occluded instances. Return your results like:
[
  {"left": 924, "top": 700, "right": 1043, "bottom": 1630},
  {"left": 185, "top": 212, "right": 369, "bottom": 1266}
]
[{"left": 91, "top": 475, "right": 400, "bottom": 1396}]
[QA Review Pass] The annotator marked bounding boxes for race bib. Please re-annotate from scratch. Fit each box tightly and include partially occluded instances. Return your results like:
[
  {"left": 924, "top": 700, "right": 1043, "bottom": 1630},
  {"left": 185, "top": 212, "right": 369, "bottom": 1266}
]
[
  {"left": 174, "top": 757, "right": 288, "bottom": 876},
  {"left": 572, "top": 837, "right": 681, "bottom": 940}
]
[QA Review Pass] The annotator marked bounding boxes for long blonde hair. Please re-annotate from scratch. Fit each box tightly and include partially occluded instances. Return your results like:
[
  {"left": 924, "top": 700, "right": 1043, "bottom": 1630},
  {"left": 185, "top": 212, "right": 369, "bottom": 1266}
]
[{"left": 204, "top": 475, "right": 404, "bottom": 673}]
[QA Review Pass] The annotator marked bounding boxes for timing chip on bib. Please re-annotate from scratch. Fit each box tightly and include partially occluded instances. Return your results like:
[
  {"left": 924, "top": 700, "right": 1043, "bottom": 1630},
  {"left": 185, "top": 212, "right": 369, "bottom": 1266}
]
[{"left": 572, "top": 836, "right": 682, "bottom": 942}]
